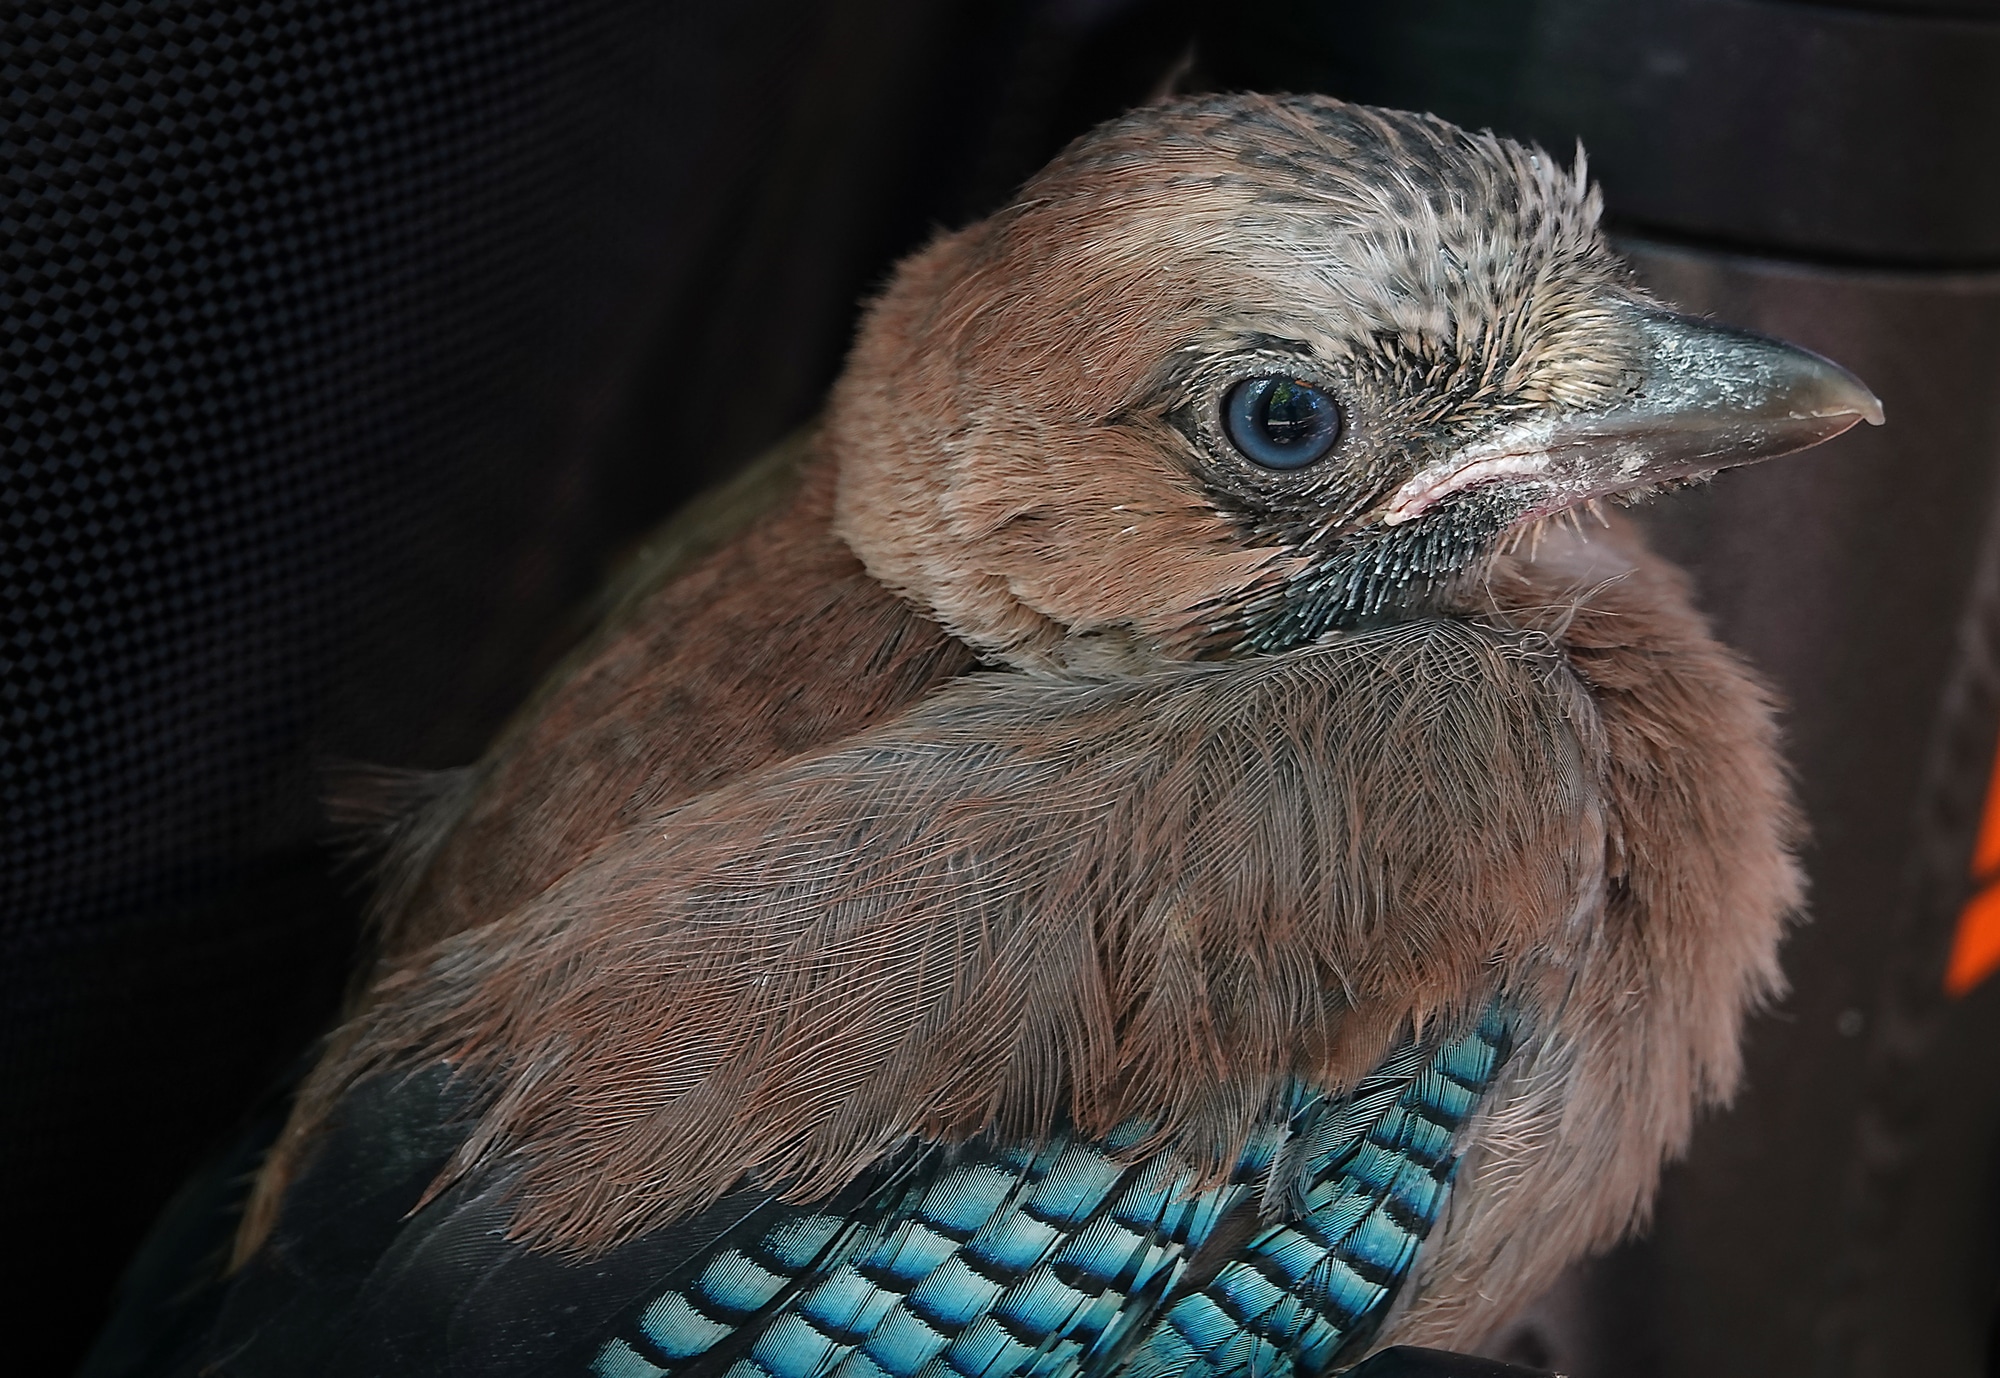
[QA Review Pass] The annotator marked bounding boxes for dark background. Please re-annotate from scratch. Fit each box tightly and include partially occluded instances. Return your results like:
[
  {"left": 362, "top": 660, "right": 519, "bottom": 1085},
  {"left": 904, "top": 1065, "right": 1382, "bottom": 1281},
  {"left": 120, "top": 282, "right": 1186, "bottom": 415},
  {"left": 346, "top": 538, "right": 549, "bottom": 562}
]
[{"left": 7, "top": 2, "right": 2000, "bottom": 1373}]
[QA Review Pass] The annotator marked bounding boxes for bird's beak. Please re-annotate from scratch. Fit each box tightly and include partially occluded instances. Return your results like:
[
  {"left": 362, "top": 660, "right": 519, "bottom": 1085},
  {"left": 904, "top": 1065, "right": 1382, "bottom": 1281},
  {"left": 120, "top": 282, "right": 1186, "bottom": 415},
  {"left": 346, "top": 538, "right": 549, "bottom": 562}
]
[{"left": 1382, "top": 307, "right": 1884, "bottom": 526}]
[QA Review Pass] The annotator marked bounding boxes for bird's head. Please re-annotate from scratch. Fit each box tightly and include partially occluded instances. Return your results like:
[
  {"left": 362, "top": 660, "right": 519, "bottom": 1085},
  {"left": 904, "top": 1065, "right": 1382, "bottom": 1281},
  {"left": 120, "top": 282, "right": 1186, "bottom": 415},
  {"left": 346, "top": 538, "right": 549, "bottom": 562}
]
[{"left": 830, "top": 93, "right": 1880, "bottom": 672}]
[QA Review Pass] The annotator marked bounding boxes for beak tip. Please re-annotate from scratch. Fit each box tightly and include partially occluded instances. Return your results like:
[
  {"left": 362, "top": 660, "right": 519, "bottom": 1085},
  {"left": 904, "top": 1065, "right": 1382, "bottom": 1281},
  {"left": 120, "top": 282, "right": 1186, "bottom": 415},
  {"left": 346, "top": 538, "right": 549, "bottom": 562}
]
[
  {"left": 1831, "top": 387, "right": 1884, "bottom": 429},
  {"left": 1796, "top": 357, "right": 1883, "bottom": 430},
  {"left": 1812, "top": 394, "right": 1884, "bottom": 431},
  {"left": 1822, "top": 371, "right": 1885, "bottom": 428}
]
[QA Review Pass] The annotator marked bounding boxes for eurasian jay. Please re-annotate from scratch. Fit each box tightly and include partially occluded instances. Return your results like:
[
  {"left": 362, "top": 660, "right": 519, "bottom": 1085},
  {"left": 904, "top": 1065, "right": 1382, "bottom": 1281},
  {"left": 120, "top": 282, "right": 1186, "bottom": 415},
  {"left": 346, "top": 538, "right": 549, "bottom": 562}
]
[{"left": 102, "top": 92, "right": 1883, "bottom": 1378}]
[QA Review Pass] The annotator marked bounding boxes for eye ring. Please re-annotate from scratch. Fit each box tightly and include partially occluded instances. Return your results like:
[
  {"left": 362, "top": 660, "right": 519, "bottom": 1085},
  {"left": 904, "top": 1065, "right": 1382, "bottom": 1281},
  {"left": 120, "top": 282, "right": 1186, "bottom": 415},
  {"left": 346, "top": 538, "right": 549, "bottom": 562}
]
[{"left": 1222, "top": 377, "right": 1342, "bottom": 470}]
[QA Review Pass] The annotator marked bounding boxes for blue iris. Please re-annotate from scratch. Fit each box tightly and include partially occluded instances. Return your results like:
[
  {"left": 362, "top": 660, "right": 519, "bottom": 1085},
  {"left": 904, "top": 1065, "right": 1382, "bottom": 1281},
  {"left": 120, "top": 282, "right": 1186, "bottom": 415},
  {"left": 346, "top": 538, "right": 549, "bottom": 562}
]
[{"left": 1223, "top": 377, "right": 1342, "bottom": 470}]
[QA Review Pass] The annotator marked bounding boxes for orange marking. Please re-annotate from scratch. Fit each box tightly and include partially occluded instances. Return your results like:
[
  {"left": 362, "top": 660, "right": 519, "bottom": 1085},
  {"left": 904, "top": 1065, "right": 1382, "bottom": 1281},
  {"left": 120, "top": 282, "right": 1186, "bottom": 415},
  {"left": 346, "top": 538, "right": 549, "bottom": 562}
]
[
  {"left": 1948, "top": 882, "right": 2000, "bottom": 997},
  {"left": 1946, "top": 734, "right": 2000, "bottom": 996}
]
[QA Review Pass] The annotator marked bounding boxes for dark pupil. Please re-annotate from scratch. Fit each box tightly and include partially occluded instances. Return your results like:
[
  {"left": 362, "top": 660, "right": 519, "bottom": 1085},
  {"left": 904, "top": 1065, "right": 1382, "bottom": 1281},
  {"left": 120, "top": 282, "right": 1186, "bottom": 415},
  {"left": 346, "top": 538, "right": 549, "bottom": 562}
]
[
  {"left": 1261, "top": 380, "right": 1328, "bottom": 448},
  {"left": 1224, "top": 375, "right": 1340, "bottom": 470}
]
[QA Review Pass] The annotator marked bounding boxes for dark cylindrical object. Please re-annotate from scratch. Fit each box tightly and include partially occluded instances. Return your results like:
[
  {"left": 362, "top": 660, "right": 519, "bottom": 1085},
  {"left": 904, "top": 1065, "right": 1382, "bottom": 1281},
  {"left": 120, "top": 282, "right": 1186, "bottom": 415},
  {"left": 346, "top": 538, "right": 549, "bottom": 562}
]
[{"left": 1201, "top": 0, "right": 2000, "bottom": 263}]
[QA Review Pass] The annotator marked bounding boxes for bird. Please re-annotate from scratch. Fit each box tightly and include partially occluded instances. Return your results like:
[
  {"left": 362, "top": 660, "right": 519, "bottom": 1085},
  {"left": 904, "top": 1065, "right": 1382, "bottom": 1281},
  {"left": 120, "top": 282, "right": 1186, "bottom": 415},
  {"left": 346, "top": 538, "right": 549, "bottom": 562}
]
[{"left": 88, "top": 92, "right": 1882, "bottom": 1378}]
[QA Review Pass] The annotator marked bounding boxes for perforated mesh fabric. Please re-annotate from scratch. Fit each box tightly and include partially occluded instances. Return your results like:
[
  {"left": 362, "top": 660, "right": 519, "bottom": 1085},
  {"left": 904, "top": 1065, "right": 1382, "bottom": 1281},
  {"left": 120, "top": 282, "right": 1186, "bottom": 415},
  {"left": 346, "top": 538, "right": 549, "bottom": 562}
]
[{"left": 3, "top": 0, "right": 643, "bottom": 937}]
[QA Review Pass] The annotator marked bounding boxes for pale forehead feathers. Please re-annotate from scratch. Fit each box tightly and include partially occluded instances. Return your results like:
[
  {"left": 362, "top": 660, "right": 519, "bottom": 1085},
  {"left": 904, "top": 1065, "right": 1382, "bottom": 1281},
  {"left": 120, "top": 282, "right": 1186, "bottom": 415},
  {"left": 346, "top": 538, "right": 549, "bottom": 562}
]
[{"left": 965, "top": 94, "right": 1630, "bottom": 413}]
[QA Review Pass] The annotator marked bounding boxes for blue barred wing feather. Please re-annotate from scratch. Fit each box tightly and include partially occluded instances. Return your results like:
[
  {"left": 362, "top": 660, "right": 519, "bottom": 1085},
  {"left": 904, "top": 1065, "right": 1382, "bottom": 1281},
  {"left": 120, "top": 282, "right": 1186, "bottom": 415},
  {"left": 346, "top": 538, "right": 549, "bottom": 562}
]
[{"left": 592, "top": 1006, "right": 1516, "bottom": 1378}]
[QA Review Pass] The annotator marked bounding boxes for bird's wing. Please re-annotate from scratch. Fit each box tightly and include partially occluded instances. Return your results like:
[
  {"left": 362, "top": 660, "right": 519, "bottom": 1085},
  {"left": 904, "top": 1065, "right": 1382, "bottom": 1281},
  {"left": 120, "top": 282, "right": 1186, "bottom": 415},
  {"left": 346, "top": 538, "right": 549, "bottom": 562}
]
[
  {"left": 330, "top": 427, "right": 960, "bottom": 958},
  {"left": 202, "top": 1009, "right": 1517, "bottom": 1378},
  {"left": 297, "top": 434, "right": 815, "bottom": 953},
  {"left": 211, "top": 615, "right": 1600, "bottom": 1376},
  {"left": 582, "top": 1003, "right": 1519, "bottom": 1378}
]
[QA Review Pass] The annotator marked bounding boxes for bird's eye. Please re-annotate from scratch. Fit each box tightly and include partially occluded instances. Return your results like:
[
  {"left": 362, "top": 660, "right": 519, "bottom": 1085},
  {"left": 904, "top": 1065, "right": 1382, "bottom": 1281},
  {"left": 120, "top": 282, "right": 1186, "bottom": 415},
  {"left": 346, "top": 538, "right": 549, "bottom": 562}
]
[{"left": 1222, "top": 377, "right": 1342, "bottom": 470}]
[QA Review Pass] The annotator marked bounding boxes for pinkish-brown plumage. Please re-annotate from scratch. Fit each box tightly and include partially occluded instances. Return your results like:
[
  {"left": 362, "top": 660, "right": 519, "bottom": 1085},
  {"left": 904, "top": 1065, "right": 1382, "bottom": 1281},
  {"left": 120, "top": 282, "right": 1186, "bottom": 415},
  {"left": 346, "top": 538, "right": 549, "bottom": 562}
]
[
  {"left": 267, "top": 509, "right": 1799, "bottom": 1347},
  {"left": 216, "top": 91, "right": 1878, "bottom": 1371},
  {"left": 365, "top": 445, "right": 975, "bottom": 960}
]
